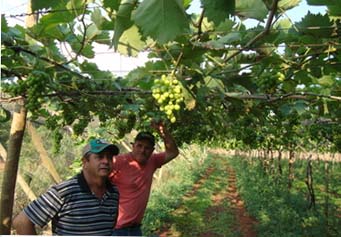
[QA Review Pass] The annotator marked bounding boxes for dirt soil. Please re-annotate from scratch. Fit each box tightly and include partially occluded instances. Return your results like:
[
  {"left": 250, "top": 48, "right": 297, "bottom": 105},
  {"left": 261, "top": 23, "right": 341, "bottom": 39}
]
[
  {"left": 157, "top": 155, "right": 257, "bottom": 237},
  {"left": 225, "top": 165, "right": 257, "bottom": 237}
]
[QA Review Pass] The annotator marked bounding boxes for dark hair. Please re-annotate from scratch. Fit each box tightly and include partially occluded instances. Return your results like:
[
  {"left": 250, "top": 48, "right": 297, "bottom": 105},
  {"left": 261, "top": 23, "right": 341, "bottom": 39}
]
[
  {"left": 83, "top": 152, "right": 91, "bottom": 161},
  {"left": 135, "top": 132, "right": 155, "bottom": 146}
]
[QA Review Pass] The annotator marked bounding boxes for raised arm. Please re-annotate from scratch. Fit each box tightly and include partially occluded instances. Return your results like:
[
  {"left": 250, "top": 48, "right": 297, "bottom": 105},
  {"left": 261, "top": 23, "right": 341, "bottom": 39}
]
[
  {"left": 152, "top": 121, "right": 179, "bottom": 163},
  {"left": 12, "top": 211, "right": 37, "bottom": 235}
]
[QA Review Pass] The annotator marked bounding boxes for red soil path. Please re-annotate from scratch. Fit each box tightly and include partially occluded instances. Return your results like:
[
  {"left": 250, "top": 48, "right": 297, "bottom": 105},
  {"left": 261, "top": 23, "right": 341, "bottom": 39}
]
[
  {"left": 225, "top": 165, "right": 257, "bottom": 237},
  {"left": 158, "top": 156, "right": 257, "bottom": 237}
]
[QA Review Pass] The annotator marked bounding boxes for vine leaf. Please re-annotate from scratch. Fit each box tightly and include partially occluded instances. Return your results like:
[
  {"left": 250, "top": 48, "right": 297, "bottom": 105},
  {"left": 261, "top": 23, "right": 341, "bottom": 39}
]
[
  {"left": 183, "top": 0, "right": 192, "bottom": 9},
  {"left": 39, "top": 9, "right": 77, "bottom": 25},
  {"left": 111, "top": 0, "right": 136, "bottom": 51},
  {"left": 277, "top": 0, "right": 301, "bottom": 11},
  {"left": 201, "top": 0, "right": 235, "bottom": 25},
  {"left": 33, "top": 5, "right": 80, "bottom": 39},
  {"left": 31, "top": 0, "right": 59, "bottom": 11},
  {"left": 293, "top": 100, "right": 309, "bottom": 115},
  {"left": 1, "top": 15, "right": 8, "bottom": 32},
  {"left": 87, "top": 24, "right": 101, "bottom": 40},
  {"left": 328, "top": 5, "right": 341, "bottom": 16},
  {"left": 235, "top": 0, "right": 268, "bottom": 21},
  {"left": 204, "top": 76, "right": 225, "bottom": 93},
  {"left": 317, "top": 75, "right": 335, "bottom": 86},
  {"left": 132, "top": 0, "right": 189, "bottom": 44},
  {"left": 218, "top": 32, "right": 242, "bottom": 44},
  {"left": 80, "top": 44, "right": 95, "bottom": 58},
  {"left": 295, "top": 12, "right": 334, "bottom": 37},
  {"left": 91, "top": 8, "right": 105, "bottom": 29},
  {"left": 103, "top": 0, "right": 120, "bottom": 11},
  {"left": 117, "top": 25, "right": 146, "bottom": 56},
  {"left": 307, "top": 0, "right": 339, "bottom": 12}
]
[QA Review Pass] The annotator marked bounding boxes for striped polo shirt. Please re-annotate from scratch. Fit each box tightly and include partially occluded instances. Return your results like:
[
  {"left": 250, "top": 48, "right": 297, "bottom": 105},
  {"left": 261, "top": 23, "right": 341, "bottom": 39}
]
[{"left": 23, "top": 172, "right": 119, "bottom": 235}]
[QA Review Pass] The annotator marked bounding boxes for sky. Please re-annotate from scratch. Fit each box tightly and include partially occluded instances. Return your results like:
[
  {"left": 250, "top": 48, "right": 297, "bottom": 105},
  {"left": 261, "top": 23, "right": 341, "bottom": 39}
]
[{"left": 1, "top": 0, "right": 326, "bottom": 76}]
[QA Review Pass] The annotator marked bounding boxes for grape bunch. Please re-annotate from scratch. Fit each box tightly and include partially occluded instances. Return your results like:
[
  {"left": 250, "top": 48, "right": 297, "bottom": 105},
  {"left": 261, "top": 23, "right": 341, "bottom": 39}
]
[{"left": 152, "top": 74, "right": 184, "bottom": 123}]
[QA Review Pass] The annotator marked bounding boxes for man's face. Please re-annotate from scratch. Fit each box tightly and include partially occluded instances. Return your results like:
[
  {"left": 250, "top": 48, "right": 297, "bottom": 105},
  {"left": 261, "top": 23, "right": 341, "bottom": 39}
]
[
  {"left": 132, "top": 139, "right": 154, "bottom": 165},
  {"left": 83, "top": 150, "right": 113, "bottom": 178}
]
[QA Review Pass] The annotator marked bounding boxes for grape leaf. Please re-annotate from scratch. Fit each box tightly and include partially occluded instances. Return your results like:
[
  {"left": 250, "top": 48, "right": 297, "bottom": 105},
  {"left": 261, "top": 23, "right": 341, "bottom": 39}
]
[
  {"left": 103, "top": 0, "right": 120, "bottom": 11},
  {"left": 295, "top": 12, "right": 333, "bottom": 38},
  {"left": 328, "top": 4, "right": 341, "bottom": 16},
  {"left": 111, "top": 0, "right": 136, "bottom": 51},
  {"left": 31, "top": 0, "right": 60, "bottom": 11},
  {"left": 318, "top": 75, "right": 335, "bottom": 86},
  {"left": 201, "top": 0, "right": 235, "bottom": 25},
  {"left": 91, "top": 8, "right": 105, "bottom": 29},
  {"left": 307, "top": 0, "right": 341, "bottom": 15},
  {"left": 117, "top": 25, "right": 146, "bottom": 56},
  {"left": 132, "top": 0, "right": 189, "bottom": 44},
  {"left": 278, "top": 0, "right": 301, "bottom": 11},
  {"left": 293, "top": 100, "right": 308, "bottom": 115},
  {"left": 1, "top": 15, "right": 8, "bottom": 32},
  {"left": 235, "top": 0, "right": 267, "bottom": 21},
  {"left": 307, "top": 0, "right": 338, "bottom": 5}
]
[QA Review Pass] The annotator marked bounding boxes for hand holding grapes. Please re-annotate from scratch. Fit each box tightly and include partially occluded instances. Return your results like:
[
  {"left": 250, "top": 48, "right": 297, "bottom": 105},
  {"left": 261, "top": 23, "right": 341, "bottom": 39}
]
[{"left": 151, "top": 120, "right": 166, "bottom": 138}]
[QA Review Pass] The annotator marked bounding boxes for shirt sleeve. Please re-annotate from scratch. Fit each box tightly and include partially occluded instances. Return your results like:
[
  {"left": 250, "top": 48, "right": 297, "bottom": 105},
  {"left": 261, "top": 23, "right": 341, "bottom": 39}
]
[
  {"left": 23, "top": 185, "right": 63, "bottom": 228},
  {"left": 151, "top": 152, "right": 167, "bottom": 168}
]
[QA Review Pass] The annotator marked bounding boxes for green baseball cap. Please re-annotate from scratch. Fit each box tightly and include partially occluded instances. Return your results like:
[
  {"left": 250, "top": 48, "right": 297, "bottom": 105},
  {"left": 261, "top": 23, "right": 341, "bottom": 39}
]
[{"left": 82, "top": 139, "right": 119, "bottom": 157}]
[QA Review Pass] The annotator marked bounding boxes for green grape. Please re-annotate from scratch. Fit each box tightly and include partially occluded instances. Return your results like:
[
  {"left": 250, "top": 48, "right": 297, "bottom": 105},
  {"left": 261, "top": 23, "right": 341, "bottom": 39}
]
[
  {"left": 170, "top": 116, "right": 176, "bottom": 123},
  {"left": 153, "top": 93, "right": 160, "bottom": 99},
  {"left": 151, "top": 73, "right": 184, "bottom": 123},
  {"left": 166, "top": 109, "right": 172, "bottom": 115}
]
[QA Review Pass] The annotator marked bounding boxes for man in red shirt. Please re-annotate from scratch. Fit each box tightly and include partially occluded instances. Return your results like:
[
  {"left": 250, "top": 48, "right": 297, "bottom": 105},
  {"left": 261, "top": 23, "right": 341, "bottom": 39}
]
[{"left": 110, "top": 122, "right": 179, "bottom": 236}]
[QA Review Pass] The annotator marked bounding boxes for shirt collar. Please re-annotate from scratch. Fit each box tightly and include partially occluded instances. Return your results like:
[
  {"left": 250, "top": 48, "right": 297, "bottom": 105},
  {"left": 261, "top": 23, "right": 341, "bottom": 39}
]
[{"left": 77, "top": 172, "right": 115, "bottom": 193}]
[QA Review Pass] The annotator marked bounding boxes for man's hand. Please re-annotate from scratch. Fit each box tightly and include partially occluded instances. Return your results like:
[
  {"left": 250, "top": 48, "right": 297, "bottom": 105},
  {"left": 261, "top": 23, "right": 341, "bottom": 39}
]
[
  {"left": 12, "top": 211, "right": 37, "bottom": 235},
  {"left": 151, "top": 120, "right": 166, "bottom": 138},
  {"left": 151, "top": 119, "right": 179, "bottom": 163}
]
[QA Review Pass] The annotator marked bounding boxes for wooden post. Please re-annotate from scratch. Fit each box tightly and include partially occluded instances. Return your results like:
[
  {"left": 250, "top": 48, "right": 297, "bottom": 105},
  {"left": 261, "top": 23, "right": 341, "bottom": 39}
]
[
  {"left": 0, "top": 105, "right": 27, "bottom": 234},
  {"left": 0, "top": 143, "right": 37, "bottom": 201},
  {"left": 121, "top": 141, "right": 132, "bottom": 153},
  {"left": 27, "top": 122, "right": 62, "bottom": 183},
  {"left": 0, "top": 2, "right": 37, "bottom": 233}
]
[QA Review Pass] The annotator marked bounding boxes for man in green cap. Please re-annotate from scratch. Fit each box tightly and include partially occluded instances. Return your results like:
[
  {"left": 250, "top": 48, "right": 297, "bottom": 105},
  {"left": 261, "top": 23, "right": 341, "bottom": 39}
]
[{"left": 12, "top": 138, "right": 120, "bottom": 235}]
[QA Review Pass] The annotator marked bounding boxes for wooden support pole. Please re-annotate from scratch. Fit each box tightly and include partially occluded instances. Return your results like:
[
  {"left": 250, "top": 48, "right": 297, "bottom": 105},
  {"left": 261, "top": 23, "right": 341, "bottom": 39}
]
[
  {"left": 0, "top": 143, "right": 37, "bottom": 202},
  {"left": 27, "top": 122, "right": 62, "bottom": 183}
]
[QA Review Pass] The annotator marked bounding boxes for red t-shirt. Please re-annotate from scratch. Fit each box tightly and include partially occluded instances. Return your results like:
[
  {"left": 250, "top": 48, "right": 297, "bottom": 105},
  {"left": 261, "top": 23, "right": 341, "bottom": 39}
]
[{"left": 109, "top": 152, "right": 166, "bottom": 228}]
